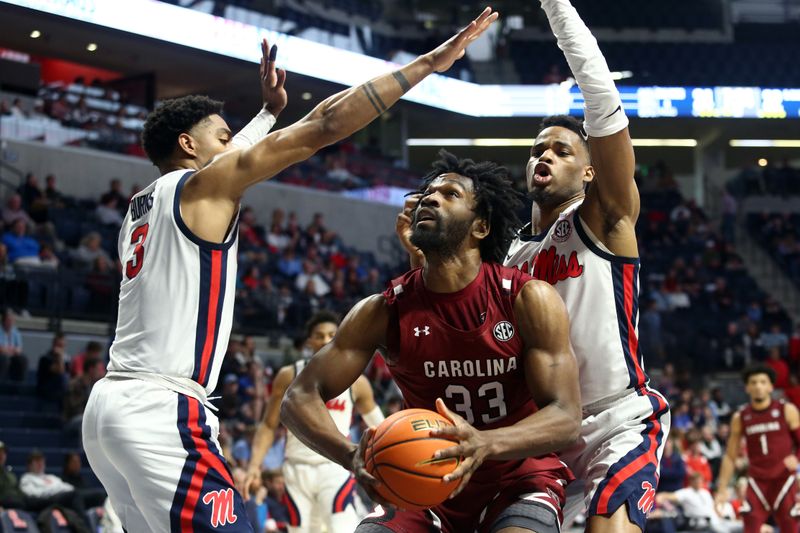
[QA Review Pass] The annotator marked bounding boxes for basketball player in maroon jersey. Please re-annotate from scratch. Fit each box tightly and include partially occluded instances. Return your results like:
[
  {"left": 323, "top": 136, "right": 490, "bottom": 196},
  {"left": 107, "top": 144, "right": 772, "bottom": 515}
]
[
  {"left": 282, "top": 151, "right": 582, "bottom": 533},
  {"left": 715, "top": 365, "right": 800, "bottom": 533}
]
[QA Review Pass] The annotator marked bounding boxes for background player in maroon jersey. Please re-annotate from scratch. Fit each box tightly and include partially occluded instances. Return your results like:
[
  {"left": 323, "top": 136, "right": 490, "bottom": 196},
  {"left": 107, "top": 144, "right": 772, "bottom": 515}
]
[
  {"left": 715, "top": 365, "right": 800, "bottom": 533},
  {"left": 281, "top": 151, "right": 581, "bottom": 533}
]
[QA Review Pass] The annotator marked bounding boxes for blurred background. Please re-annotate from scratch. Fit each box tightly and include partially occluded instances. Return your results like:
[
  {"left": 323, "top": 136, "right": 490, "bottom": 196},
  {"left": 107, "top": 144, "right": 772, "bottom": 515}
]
[{"left": 1, "top": 0, "right": 800, "bottom": 531}]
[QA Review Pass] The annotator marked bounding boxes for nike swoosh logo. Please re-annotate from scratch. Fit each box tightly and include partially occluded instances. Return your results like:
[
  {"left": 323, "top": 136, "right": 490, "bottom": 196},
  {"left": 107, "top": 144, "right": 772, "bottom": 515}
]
[{"left": 603, "top": 105, "right": 622, "bottom": 119}]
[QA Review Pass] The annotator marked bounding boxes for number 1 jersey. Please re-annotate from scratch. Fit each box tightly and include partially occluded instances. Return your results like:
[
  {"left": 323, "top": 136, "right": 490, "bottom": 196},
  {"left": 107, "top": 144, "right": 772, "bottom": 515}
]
[
  {"left": 740, "top": 399, "right": 795, "bottom": 480},
  {"left": 382, "top": 262, "right": 568, "bottom": 481},
  {"left": 109, "top": 170, "right": 239, "bottom": 394}
]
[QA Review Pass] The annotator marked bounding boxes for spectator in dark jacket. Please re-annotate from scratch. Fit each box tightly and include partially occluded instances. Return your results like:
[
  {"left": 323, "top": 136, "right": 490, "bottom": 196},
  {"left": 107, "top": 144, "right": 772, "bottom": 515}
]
[{"left": 658, "top": 435, "right": 687, "bottom": 493}]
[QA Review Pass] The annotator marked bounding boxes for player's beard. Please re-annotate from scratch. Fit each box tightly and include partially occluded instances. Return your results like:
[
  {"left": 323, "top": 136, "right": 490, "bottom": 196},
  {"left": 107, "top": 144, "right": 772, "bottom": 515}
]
[{"left": 410, "top": 215, "right": 473, "bottom": 260}]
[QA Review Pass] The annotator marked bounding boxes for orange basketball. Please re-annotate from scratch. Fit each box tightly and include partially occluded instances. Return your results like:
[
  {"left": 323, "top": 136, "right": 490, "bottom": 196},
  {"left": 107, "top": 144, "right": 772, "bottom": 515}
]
[{"left": 364, "top": 408, "right": 461, "bottom": 510}]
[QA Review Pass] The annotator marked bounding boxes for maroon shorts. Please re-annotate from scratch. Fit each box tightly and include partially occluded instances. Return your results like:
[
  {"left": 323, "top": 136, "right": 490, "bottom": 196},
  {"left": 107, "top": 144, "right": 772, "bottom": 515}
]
[
  {"left": 742, "top": 474, "right": 799, "bottom": 533},
  {"left": 358, "top": 457, "right": 572, "bottom": 533}
]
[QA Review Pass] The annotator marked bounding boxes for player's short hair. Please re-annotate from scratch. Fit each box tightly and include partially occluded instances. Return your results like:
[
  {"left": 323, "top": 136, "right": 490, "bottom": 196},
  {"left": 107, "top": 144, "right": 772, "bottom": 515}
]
[
  {"left": 417, "top": 150, "right": 524, "bottom": 264},
  {"left": 141, "top": 95, "right": 224, "bottom": 166},
  {"left": 304, "top": 310, "right": 340, "bottom": 340},
  {"left": 742, "top": 364, "right": 776, "bottom": 385},
  {"left": 538, "top": 115, "right": 590, "bottom": 156}
]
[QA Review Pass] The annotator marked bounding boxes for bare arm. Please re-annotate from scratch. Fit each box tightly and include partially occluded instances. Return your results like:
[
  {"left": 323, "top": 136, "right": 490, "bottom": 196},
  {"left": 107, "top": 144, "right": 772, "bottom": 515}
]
[
  {"left": 784, "top": 402, "right": 800, "bottom": 471},
  {"left": 539, "top": 0, "right": 638, "bottom": 255},
  {"left": 432, "top": 280, "right": 581, "bottom": 496},
  {"left": 245, "top": 365, "right": 294, "bottom": 481},
  {"left": 352, "top": 374, "right": 379, "bottom": 416},
  {"left": 281, "top": 295, "right": 389, "bottom": 469},
  {"left": 487, "top": 280, "right": 582, "bottom": 456},
  {"left": 715, "top": 411, "right": 742, "bottom": 502},
  {"left": 181, "top": 9, "right": 497, "bottom": 242}
]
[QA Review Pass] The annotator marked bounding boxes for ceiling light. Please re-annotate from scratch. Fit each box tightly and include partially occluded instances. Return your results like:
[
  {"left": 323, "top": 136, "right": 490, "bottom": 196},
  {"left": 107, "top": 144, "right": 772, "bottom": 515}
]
[
  {"left": 301, "top": 92, "right": 312, "bottom": 101},
  {"left": 86, "top": 43, "right": 98, "bottom": 52},
  {"left": 29, "top": 30, "right": 41, "bottom": 38},
  {"left": 758, "top": 158, "right": 768, "bottom": 167},
  {"left": 406, "top": 138, "right": 697, "bottom": 148},
  {"left": 730, "top": 139, "right": 800, "bottom": 148}
]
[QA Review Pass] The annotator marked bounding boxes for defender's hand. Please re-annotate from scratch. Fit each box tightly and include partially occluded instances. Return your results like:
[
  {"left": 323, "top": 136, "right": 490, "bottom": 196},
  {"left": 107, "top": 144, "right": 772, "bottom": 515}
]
[
  {"left": 242, "top": 466, "right": 262, "bottom": 500},
  {"left": 425, "top": 7, "right": 499, "bottom": 73},
  {"left": 430, "top": 398, "right": 491, "bottom": 498},
  {"left": 259, "top": 38, "right": 288, "bottom": 116}
]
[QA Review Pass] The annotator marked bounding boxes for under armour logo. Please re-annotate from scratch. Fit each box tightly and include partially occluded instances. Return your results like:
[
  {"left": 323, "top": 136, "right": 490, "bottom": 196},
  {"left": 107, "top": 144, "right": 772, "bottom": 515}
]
[
  {"left": 202, "top": 488, "right": 238, "bottom": 527},
  {"left": 414, "top": 326, "right": 430, "bottom": 336},
  {"left": 637, "top": 481, "right": 656, "bottom": 514}
]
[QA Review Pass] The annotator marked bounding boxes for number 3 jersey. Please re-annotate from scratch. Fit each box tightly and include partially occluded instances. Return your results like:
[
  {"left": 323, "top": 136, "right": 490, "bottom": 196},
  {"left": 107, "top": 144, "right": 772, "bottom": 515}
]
[
  {"left": 382, "top": 262, "right": 570, "bottom": 480},
  {"left": 108, "top": 170, "right": 239, "bottom": 394}
]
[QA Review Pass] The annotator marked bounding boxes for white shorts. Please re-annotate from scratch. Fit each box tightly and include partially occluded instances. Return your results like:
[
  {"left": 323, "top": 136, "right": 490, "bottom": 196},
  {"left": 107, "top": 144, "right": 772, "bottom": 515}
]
[
  {"left": 282, "top": 460, "right": 359, "bottom": 533},
  {"left": 82, "top": 377, "right": 252, "bottom": 533},
  {"left": 561, "top": 388, "right": 670, "bottom": 530}
]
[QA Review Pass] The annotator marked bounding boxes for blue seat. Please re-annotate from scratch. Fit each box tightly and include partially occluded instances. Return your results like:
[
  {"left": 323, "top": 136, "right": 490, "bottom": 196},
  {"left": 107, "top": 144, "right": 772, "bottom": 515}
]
[{"left": 0, "top": 509, "right": 40, "bottom": 532}]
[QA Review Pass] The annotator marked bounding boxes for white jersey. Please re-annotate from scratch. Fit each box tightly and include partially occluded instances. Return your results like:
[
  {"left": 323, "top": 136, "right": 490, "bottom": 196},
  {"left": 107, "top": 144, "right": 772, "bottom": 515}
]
[
  {"left": 109, "top": 170, "right": 239, "bottom": 394},
  {"left": 284, "top": 359, "right": 354, "bottom": 465},
  {"left": 504, "top": 201, "right": 648, "bottom": 406}
]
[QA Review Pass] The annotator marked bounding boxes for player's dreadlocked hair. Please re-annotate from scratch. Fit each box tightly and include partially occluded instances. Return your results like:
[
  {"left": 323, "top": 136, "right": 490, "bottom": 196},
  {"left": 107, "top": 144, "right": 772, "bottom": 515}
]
[
  {"left": 141, "top": 95, "right": 224, "bottom": 166},
  {"left": 539, "top": 114, "right": 590, "bottom": 156},
  {"left": 417, "top": 150, "right": 524, "bottom": 264},
  {"left": 304, "top": 310, "right": 340, "bottom": 340}
]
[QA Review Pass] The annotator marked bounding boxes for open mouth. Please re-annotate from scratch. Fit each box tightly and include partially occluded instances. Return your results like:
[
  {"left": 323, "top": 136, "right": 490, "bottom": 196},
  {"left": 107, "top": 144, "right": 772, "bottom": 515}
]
[
  {"left": 532, "top": 163, "right": 552, "bottom": 185},
  {"left": 416, "top": 208, "right": 437, "bottom": 223}
]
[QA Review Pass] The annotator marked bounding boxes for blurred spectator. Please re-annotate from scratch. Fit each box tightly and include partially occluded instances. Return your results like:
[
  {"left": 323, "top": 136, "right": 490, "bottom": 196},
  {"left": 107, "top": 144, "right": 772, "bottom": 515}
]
[
  {"left": 0, "top": 308, "right": 28, "bottom": 381},
  {"left": 71, "top": 341, "right": 105, "bottom": 378},
  {"left": 10, "top": 98, "right": 26, "bottom": 118},
  {"left": 19, "top": 450, "right": 87, "bottom": 518},
  {"left": 684, "top": 431, "right": 713, "bottom": 489},
  {"left": 18, "top": 172, "right": 49, "bottom": 224},
  {"left": 699, "top": 425, "right": 723, "bottom": 475},
  {"left": 61, "top": 452, "right": 106, "bottom": 508},
  {"left": 36, "top": 332, "right": 69, "bottom": 405},
  {"left": 295, "top": 261, "right": 330, "bottom": 297},
  {"left": 63, "top": 358, "right": 105, "bottom": 435},
  {"left": 542, "top": 64, "right": 566, "bottom": 84},
  {"left": 95, "top": 195, "right": 124, "bottom": 226},
  {"left": 765, "top": 347, "right": 790, "bottom": 389},
  {"left": 656, "top": 471, "right": 740, "bottom": 533},
  {"left": 39, "top": 243, "right": 60, "bottom": 269},
  {"left": 262, "top": 469, "right": 290, "bottom": 531},
  {"left": 71, "top": 231, "right": 112, "bottom": 270},
  {"left": 44, "top": 174, "right": 67, "bottom": 207},
  {"left": 100, "top": 179, "right": 128, "bottom": 215},
  {"left": 760, "top": 324, "right": 789, "bottom": 355},
  {"left": 0, "top": 440, "right": 26, "bottom": 509},
  {"left": 0, "top": 99, "right": 10, "bottom": 116},
  {"left": 2, "top": 219, "right": 40, "bottom": 265},
  {"left": 658, "top": 435, "right": 687, "bottom": 493}
]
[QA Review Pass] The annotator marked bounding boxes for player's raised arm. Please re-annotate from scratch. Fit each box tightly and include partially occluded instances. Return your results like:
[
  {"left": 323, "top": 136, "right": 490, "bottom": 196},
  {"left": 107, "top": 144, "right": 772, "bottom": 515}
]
[
  {"left": 280, "top": 295, "right": 390, "bottom": 499},
  {"left": 431, "top": 280, "right": 581, "bottom": 496},
  {"left": 191, "top": 8, "right": 497, "bottom": 202},
  {"left": 539, "top": 0, "right": 638, "bottom": 229},
  {"left": 714, "top": 411, "right": 743, "bottom": 505}
]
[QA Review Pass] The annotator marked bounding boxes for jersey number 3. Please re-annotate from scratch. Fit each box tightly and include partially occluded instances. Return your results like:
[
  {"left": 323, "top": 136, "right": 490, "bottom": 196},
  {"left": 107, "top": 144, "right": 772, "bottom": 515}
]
[{"left": 125, "top": 224, "right": 149, "bottom": 279}]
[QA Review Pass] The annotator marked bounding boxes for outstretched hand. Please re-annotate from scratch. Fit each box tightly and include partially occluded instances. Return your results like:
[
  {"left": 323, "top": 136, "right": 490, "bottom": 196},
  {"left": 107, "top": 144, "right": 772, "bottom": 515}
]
[
  {"left": 429, "top": 398, "right": 491, "bottom": 499},
  {"left": 426, "top": 7, "right": 499, "bottom": 73},
  {"left": 259, "top": 38, "right": 288, "bottom": 116}
]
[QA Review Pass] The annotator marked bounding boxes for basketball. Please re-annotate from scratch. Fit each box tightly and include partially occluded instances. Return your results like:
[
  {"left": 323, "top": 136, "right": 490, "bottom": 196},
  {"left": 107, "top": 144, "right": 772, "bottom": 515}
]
[{"left": 364, "top": 408, "right": 462, "bottom": 510}]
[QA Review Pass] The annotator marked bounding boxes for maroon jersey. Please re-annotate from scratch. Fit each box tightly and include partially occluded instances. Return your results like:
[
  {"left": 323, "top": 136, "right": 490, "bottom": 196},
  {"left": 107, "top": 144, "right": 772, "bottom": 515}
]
[
  {"left": 382, "top": 262, "right": 571, "bottom": 486},
  {"left": 740, "top": 399, "right": 795, "bottom": 480}
]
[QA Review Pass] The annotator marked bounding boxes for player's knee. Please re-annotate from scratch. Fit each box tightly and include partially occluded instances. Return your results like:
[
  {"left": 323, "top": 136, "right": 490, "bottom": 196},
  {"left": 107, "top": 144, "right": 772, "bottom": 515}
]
[{"left": 490, "top": 501, "right": 560, "bottom": 533}]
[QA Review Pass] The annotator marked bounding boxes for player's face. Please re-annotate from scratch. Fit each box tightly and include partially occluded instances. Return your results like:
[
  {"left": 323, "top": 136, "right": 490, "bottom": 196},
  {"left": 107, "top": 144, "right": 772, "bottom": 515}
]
[
  {"left": 306, "top": 321, "right": 338, "bottom": 354},
  {"left": 187, "top": 114, "right": 234, "bottom": 167},
  {"left": 745, "top": 373, "right": 774, "bottom": 402},
  {"left": 526, "top": 127, "right": 593, "bottom": 208},
  {"left": 410, "top": 174, "right": 480, "bottom": 256}
]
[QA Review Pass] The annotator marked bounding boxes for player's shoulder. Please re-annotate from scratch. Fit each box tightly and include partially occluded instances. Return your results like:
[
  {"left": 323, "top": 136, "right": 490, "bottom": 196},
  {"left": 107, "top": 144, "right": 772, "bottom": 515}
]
[
  {"left": 274, "top": 364, "right": 297, "bottom": 387},
  {"left": 382, "top": 268, "right": 422, "bottom": 303}
]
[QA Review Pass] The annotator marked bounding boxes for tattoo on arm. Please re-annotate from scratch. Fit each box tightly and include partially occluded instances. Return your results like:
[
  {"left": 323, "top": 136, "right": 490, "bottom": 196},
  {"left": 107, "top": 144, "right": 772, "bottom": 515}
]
[
  {"left": 361, "top": 82, "right": 387, "bottom": 114},
  {"left": 392, "top": 71, "right": 412, "bottom": 93}
]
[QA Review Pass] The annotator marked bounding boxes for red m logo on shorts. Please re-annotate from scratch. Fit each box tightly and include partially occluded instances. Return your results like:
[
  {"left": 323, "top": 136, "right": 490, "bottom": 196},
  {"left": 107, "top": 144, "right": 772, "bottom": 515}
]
[
  {"left": 202, "top": 488, "right": 238, "bottom": 527},
  {"left": 637, "top": 481, "right": 656, "bottom": 514}
]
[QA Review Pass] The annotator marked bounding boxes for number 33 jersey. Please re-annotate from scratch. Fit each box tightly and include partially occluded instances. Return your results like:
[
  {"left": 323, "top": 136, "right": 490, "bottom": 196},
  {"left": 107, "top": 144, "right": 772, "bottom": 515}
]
[
  {"left": 109, "top": 170, "right": 239, "bottom": 394},
  {"left": 382, "top": 262, "right": 568, "bottom": 477}
]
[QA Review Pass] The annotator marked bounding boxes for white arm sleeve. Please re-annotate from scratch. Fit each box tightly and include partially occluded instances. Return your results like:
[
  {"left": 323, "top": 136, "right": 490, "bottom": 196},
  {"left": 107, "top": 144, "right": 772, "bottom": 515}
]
[
  {"left": 540, "top": 0, "right": 629, "bottom": 138},
  {"left": 230, "top": 108, "right": 277, "bottom": 148},
  {"left": 361, "top": 405, "right": 385, "bottom": 428}
]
